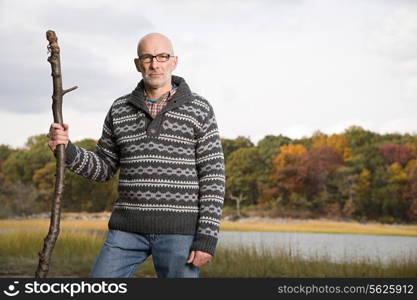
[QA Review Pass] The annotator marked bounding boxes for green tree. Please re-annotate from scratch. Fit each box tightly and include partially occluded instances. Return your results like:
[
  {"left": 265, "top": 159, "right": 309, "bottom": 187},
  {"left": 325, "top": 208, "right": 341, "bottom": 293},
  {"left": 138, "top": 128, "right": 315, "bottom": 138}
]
[
  {"left": 386, "top": 162, "right": 408, "bottom": 221},
  {"left": 404, "top": 160, "right": 417, "bottom": 221},
  {"left": 32, "top": 162, "right": 56, "bottom": 211},
  {"left": 370, "top": 166, "right": 399, "bottom": 222},
  {"left": 0, "top": 144, "right": 13, "bottom": 165},
  {"left": 350, "top": 169, "right": 371, "bottom": 219},
  {"left": 344, "top": 125, "right": 379, "bottom": 149},
  {"left": 221, "top": 136, "right": 253, "bottom": 164},
  {"left": 327, "top": 166, "right": 357, "bottom": 218},
  {"left": 257, "top": 134, "right": 291, "bottom": 169},
  {"left": 2, "top": 135, "right": 54, "bottom": 184},
  {"left": 256, "top": 135, "right": 292, "bottom": 203},
  {"left": 225, "top": 147, "right": 263, "bottom": 208},
  {"left": 63, "top": 139, "right": 118, "bottom": 212},
  {"left": 0, "top": 173, "right": 41, "bottom": 217}
]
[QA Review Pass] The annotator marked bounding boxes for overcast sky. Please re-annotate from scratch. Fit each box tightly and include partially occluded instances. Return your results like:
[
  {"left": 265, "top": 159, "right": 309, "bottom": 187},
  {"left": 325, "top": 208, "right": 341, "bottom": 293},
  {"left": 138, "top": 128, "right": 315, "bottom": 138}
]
[{"left": 1, "top": 0, "right": 417, "bottom": 148}]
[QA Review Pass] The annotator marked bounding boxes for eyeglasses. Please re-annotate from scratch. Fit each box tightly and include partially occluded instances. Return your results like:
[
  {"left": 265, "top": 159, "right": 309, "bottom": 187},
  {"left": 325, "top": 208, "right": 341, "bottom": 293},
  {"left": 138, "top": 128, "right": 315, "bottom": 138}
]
[{"left": 138, "top": 53, "right": 173, "bottom": 63}]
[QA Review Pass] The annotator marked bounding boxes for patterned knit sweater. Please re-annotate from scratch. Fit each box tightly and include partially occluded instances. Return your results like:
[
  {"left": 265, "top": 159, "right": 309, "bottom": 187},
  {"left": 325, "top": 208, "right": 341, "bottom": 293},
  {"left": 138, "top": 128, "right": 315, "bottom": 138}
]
[{"left": 64, "top": 76, "right": 225, "bottom": 255}]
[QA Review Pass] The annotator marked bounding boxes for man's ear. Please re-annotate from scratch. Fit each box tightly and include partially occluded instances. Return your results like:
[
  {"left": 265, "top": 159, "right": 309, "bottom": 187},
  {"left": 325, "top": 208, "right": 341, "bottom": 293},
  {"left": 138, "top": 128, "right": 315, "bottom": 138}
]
[
  {"left": 171, "top": 56, "right": 178, "bottom": 71},
  {"left": 134, "top": 58, "right": 142, "bottom": 72}
]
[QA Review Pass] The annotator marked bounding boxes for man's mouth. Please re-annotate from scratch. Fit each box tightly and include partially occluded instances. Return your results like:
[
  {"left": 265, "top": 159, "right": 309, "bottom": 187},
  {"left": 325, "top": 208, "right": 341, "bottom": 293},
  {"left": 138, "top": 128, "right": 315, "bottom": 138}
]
[{"left": 149, "top": 73, "right": 162, "bottom": 77}]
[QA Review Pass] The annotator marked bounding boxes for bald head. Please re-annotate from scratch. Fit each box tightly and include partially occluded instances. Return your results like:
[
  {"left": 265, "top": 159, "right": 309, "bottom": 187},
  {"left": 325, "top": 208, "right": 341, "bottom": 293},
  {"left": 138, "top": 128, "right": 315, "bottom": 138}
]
[{"left": 137, "top": 32, "right": 174, "bottom": 56}]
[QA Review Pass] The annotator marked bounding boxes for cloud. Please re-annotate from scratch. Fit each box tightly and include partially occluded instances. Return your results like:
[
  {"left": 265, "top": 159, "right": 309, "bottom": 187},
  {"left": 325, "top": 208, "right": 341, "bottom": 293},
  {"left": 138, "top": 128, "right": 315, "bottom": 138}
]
[
  {"left": 0, "top": 108, "right": 106, "bottom": 149},
  {"left": 0, "top": 0, "right": 154, "bottom": 114},
  {"left": 378, "top": 117, "right": 417, "bottom": 135},
  {"left": 1, "top": 0, "right": 417, "bottom": 148},
  {"left": 368, "top": 2, "right": 417, "bottom": 63}
]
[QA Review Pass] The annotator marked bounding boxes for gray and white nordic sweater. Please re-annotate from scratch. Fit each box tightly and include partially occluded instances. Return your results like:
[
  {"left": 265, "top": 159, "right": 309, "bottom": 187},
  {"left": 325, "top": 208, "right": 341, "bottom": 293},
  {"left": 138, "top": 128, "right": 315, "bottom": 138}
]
[{"left": 64, "top": 76, "right": 225, "bottom": 255}]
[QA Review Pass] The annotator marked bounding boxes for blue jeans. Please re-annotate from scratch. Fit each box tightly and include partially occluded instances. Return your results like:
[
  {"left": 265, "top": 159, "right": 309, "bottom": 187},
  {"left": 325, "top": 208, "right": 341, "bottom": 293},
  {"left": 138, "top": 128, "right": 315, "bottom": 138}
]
[{"left": 89, "top": 229, "right": 199, "bottom": 278}]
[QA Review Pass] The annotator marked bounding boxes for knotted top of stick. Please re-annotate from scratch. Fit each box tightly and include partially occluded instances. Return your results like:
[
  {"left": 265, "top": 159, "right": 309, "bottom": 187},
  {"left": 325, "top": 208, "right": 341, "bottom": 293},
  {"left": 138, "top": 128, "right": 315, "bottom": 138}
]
[{"left": 46, "top": 30, "right": 60, "bottom": 55}]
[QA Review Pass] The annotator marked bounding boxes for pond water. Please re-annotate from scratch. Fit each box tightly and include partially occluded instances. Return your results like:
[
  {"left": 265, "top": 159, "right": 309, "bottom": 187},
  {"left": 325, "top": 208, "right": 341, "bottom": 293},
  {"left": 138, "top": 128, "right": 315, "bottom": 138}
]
[
  {"left": 4, "top": 227, "right": 414, "bottom": 265},
  {"left": 217, "top": 231, "right": 417, "bottom": 265}
]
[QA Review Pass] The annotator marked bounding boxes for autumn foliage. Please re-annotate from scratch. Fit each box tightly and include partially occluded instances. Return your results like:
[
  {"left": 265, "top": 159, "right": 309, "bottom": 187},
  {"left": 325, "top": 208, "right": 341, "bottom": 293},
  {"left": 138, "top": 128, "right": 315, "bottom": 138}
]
[
  {"left": 223, "top": 127, "right": 417, "bottom": 223},
  {"left": 1, "top": 126, "right": 417, "bottom": 223}
]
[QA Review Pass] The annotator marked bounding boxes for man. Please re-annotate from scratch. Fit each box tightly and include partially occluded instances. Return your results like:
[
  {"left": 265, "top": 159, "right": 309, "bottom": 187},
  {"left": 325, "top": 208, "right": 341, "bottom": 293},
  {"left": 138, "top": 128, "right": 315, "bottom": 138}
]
[{"left": 47, "top": 33, "right": 225, "bottom": 278}]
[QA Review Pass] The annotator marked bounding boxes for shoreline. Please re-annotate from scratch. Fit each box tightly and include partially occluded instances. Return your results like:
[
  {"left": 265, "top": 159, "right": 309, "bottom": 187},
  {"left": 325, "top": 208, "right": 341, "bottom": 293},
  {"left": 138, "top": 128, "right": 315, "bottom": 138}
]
[
  {"left": 221, "top": 217, "right": 417, "bottom": 237},
  {"left": 1, "top": 214, "right": 416, "bottom": 237}
]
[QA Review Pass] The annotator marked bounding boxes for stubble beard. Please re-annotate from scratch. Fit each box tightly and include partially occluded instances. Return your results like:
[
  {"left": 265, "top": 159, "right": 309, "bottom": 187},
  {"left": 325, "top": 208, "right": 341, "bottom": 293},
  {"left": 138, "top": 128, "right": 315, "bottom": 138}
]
[{"left": 144, "top": 73, "right": 171, "bottom": 89}]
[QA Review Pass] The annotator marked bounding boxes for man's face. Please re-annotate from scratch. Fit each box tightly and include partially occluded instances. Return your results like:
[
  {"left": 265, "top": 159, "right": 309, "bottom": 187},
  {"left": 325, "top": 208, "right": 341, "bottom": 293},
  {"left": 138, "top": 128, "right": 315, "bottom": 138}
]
[{"left": 134, "top": 35, "right": 178, "bottom": 89}]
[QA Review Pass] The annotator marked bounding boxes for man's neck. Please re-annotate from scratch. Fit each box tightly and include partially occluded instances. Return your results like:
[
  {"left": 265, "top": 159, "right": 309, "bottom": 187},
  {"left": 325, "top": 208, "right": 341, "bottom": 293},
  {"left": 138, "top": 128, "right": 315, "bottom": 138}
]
[{"left": 144, "top": 82, "right": 172, "bottom": 100}]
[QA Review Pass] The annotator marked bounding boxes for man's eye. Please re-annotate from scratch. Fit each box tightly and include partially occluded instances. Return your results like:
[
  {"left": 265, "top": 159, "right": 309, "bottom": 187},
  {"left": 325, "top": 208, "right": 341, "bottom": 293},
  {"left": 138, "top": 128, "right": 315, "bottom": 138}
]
[{"left": 156, "top": 54, "right": 170, "bottom": 61}]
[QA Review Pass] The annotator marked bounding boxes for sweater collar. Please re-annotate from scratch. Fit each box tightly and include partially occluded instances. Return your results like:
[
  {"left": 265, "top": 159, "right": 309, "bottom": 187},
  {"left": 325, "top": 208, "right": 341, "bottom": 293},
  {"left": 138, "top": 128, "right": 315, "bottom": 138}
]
[{"left": 128, "top": 75, "right": 193, "bottom": 117}]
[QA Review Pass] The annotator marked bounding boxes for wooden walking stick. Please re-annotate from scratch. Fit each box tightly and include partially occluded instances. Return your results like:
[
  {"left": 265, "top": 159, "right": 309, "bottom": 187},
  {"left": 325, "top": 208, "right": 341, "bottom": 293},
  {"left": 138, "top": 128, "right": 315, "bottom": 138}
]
[{"left": 35, "top": 30, "right": 77, "bottom": 278}]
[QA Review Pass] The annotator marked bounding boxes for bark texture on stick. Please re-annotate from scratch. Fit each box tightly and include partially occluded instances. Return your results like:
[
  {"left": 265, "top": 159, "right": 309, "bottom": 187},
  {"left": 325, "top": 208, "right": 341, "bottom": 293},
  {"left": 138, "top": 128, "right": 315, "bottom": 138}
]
[{"left": 35, "top": 30, "right": 77, "bottom": 278}]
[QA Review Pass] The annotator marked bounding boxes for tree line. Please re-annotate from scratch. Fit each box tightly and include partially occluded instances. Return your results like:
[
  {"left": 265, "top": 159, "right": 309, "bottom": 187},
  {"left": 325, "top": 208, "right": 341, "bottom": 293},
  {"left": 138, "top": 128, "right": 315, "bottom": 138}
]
[{"left": 1, "top": 125, "right": 416, "bottom": 223}]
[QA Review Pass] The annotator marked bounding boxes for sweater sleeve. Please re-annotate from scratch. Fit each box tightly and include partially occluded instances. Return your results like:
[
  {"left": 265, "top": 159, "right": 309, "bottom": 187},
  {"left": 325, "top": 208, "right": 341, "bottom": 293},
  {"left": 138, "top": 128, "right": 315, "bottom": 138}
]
[
  {"left": 64, "top": 107, "right": 120, "bottom": 182},
  {"left": 191, "top": 104, "right": 225, "bottom": 256}
]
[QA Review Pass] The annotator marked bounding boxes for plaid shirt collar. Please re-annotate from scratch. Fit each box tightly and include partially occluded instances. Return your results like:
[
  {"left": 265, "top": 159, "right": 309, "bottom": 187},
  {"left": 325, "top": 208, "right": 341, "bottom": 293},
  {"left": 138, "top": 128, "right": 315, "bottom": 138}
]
[{"left": 144, "top": 83, "right": 177, "bottom": 104}]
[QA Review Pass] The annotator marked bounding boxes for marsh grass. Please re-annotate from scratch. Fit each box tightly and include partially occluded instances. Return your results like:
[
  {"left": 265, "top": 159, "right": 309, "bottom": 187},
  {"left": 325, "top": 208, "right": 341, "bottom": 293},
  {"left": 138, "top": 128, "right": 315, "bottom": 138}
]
[
  {"left": 1, "top": 218, "right": 416, "bottom": 236},
  {"left": 0, "top": 230, "right": 416, "bottom": 278},
  {"left": 204, "top": 245, "right": 417, "bottom": 277},
  {"left": 0, "top": 230, "right": 104, "bottom": 277},
  {"left": 220, "top": 220, "right": 417, "bottom": 236},
  {"left": 0, "top": 219, "right": 108, "bottom": 231}
]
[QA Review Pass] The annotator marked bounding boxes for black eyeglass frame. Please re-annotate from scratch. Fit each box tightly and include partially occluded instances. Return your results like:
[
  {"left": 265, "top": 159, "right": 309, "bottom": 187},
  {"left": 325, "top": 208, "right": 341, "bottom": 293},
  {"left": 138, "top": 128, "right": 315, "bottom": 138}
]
[{"left": 138, "top": 53, "right": 174, "bottom": 63}]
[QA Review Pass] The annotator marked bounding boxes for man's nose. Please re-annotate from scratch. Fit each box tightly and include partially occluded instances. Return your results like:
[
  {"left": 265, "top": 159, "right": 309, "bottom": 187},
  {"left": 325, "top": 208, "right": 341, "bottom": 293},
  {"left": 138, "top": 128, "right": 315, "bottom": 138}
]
[{"left": 150, "top": 57, "right": 160, "bottom": 68}]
